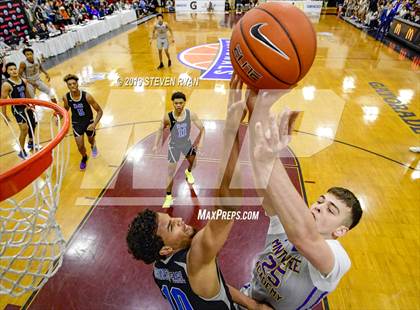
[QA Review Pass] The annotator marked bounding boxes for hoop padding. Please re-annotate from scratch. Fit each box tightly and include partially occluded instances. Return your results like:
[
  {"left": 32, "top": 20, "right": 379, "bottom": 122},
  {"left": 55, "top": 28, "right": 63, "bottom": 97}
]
[{"left": 0, "top": 99, "right": 70, "bottom": 201}]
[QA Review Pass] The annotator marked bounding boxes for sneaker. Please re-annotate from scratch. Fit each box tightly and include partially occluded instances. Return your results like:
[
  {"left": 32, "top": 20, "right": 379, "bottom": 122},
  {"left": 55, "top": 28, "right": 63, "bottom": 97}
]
[
  {"left": 92, "top": 145, "right": 98, "bottom": 158},
  {"left": 27, "top": 142, "right": 42, "bottom": 151},
  {"left": 409, "top": 146, "right": 420, "bottom": 153},
  {"left": 168, "top": 59, "right": 172, "bottom": 67},
  {"left": 18, "top": 150, "right": 28, "bottom": 160},
  {"left": 80, "top": 155, "right": 88, "bottom": 170},
  {"left": 162, "top": 194, "right": 174, "bottom": 208},
  {"left": 185, "top": 169, "right": 195, "bottom": 184},
  {"left": 157, "top": 63, "right": 164, "bottom": 69}
]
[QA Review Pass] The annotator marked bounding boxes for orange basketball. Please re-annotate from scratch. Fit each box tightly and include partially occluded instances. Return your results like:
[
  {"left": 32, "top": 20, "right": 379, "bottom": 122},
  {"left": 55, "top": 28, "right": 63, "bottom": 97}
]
[{"left": 229, "top": 2, "right": 317, "bottom": 89}]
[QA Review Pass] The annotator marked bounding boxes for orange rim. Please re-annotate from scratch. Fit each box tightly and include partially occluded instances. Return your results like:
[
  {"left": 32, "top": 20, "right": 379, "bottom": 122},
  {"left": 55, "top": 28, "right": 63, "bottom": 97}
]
[{"left": 0, "top": 99, "right": 70, "bottom": 201}]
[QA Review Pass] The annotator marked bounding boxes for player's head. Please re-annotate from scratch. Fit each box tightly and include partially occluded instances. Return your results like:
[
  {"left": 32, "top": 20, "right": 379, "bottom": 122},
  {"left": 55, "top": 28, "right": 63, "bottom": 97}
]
[
  {"left": 310, "top": 187, "right": 362, "bottom": 239},
  {"left": 157, "top": 13, "right": 163, "bottom": 24},
  {"left": 171, "top": 92, "right": 186, "bottom": 113},
  {"left": 22, "top": 48, "right": 34, "bottom": 61},
  {"left": 4, "top": 62, "right": 18, "bottom": 79},
  {"left": 63, "top": 74, "right": 79, "bottom": 92},
  {"left": 127, "top": 209, "right": 196, "bottom": 264}
]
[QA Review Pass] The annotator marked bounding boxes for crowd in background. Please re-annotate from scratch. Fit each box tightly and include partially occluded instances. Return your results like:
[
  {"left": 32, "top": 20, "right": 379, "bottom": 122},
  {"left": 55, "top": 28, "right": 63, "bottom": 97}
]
[
  {"left": 339, "top": 0, "right": 420, "bottom": 30},
  {"left": 22, "top": 0, "right": 158, "bottom": 36}
]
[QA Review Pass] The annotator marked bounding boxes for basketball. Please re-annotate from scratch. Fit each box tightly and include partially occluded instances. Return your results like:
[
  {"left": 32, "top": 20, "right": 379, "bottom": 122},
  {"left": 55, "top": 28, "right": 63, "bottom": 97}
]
[
  {"left": 229, "top": 2, "right": 317, "bottom": 89},
  {"left": 0, "top": 0, "right": 416, "bottom": 307}
]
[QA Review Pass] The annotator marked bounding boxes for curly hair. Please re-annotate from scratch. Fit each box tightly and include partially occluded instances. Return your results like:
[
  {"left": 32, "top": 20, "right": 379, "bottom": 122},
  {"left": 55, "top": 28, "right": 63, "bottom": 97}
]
[
  {"left": 63, "top": 74, "right": 79, "bottom": 83},
  {"left": 126, "top": 209, "right": 165, "bottom": 264},
  {"left": 171, "top": 91, "right": 186, "bottom": 101},
  {"left": 22, "top": 48, "right": 34, "bottom": 55}
]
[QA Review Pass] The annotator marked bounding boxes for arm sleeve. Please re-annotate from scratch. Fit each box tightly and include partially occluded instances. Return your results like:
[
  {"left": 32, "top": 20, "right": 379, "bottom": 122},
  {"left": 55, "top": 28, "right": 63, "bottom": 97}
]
[
  {"left": 267, "top": 215, "right": 285, "bottom": 235},
  {"left": 308, "top": 240, "right": 351, "bottom": 291}
]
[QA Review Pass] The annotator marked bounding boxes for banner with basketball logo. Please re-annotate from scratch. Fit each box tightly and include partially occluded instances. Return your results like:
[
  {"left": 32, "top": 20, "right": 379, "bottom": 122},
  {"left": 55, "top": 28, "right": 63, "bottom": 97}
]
[{"left": 0, "top": 0, "right": 30, "bottom": 45}]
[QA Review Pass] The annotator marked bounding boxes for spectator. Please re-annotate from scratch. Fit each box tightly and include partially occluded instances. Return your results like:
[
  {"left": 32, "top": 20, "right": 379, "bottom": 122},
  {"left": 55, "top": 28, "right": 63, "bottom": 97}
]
[
  {"left": 376, "top": 1, "right": 400, "bottom": 39},
  {"left": 235, "top": 0, "right": 243, "bottom": 14},
  {"left": 225, "top": 0, "right": 230, "bottom": 12},
  {"left": 47, "top": 21, "right": 59, "bottom": 34},
  {"left": 59, "top": 6, "right": 72, "bottom": 25},
  {"left": 207, "top": 0, "right": 214, "bottom": 12},
  {"left": 407, "top": 9, "right": 420, "bottom": 23},
  {"left": 0, "top": 40, "right": 11, "bottom": 86}
]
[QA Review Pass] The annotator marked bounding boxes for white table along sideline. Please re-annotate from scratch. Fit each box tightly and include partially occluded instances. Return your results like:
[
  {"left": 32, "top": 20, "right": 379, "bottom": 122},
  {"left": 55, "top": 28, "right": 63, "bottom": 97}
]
[{"left": 5, "top": 10, "right": 137, "bottom": 65}]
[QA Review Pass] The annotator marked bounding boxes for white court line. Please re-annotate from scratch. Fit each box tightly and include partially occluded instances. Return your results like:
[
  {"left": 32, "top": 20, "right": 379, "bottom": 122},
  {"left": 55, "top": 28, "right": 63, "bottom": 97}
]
[{"left": 76, "top": 197, "right": 263, "bottom": 206}]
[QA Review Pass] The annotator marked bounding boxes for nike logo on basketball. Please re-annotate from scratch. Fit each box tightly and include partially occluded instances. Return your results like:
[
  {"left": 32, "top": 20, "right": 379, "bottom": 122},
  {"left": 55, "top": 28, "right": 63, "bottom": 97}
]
[{"left": 250, "top": 23, "right": 290, "bottom": 60}]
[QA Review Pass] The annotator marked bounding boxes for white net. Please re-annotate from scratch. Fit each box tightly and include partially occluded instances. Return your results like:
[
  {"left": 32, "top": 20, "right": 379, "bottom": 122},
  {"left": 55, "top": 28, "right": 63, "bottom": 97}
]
[{"left": 0, "top": 102, "right": 69, "bottom": 297}]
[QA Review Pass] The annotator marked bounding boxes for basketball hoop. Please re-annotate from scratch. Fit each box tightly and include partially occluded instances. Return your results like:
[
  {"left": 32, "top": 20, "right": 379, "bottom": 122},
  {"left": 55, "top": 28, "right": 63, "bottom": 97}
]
[{"left": 0, "top": 98, "right": 70, "bottom": 297}]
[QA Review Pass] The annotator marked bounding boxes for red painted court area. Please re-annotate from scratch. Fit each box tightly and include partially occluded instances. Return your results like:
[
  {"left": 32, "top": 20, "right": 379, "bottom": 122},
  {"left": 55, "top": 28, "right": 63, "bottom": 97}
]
[{"left": 27, "top": 123, "right": 325, "bottom": 310}]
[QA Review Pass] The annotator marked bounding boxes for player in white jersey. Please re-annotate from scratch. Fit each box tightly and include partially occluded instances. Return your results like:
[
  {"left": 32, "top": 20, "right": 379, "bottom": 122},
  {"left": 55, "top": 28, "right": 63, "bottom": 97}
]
[
  {"left": 240, "top": 89, "right": 363, "bottom": 310},
  {"left": 151, "top": 13, "right": 174, "bottom": 69},
  {"left": 18, "top": 48, "right": 57, "bottom": 103}
]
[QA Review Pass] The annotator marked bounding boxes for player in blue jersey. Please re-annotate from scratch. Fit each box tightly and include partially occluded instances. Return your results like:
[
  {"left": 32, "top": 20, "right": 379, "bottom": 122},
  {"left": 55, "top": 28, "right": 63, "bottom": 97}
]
[
  {"left": 153, "top": 91, "right": 205, "bottom": 208},
  {"left": 63, "top": 74, "right": 103, "bottom": 170},
  {"left": 1, "top": 62, "right": 36, "bottom": 159},
  {"left": 127, "top": 75, "right": 273, "bottom": 310}
]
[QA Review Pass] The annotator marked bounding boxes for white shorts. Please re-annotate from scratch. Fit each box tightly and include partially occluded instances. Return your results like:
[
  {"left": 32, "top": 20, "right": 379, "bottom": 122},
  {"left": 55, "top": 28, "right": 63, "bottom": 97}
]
[
  {"left": 157, "top": 38, "right": 169, "bottom": 50},
  {"left": 27, "top": 79, "right": 54, "bottom": 98}
]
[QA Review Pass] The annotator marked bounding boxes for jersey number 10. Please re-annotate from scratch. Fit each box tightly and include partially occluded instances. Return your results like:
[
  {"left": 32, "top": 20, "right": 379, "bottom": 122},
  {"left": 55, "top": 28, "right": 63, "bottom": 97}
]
[{"left": 161, "top": 285, "right": 193, "bottom": 310}]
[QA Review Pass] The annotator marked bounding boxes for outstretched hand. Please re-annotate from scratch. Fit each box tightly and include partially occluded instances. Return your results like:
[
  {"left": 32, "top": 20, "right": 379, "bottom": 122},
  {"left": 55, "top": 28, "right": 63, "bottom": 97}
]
[
  {"left": 225, "top": 72, "right": 247, "bottom": 132},
  {"left": 254, "top": 108, "right": 300, "bottom": 161}
]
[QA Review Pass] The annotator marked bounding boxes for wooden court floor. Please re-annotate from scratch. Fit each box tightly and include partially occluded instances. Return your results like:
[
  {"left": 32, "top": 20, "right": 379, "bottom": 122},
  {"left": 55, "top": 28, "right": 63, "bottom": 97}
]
[{"left": 0, "top": 12, "right": 419, "bottom": 310}]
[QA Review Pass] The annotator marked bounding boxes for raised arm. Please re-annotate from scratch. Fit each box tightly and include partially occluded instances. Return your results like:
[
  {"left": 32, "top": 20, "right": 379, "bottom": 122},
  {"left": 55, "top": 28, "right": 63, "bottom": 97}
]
[
  {"left": 251, "top": 109, "right": 335, "bottom": 275},
  {"left": 187, "top": 73, "right": 246, "bottom": 273}
]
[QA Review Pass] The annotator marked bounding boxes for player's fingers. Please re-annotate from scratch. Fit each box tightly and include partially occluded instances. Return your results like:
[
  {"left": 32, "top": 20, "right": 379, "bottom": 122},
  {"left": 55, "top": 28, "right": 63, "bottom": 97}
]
[
  {"left": 288, "top": 111, "right": 300, "bottom": 135},
  {"left": 238, "top": 78, "right": 243, "bottom": 90},
  {"left": 234, "top": 76, "right": 242, "bottom": 100},
  {"left": 271, "top": 114, "right": 281, "bottom": 152},
  {"left": 229, "top": 72, "right": 235, "bottom": 88},
  {"left": 277, "top": 108, "right": 290, "bottom": 140},
  {"left": 255, "top": 122, "right": 265, "bottom": 143},
  {"left": 264, "top": 114, "right": 276, "bottom": 141}
]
